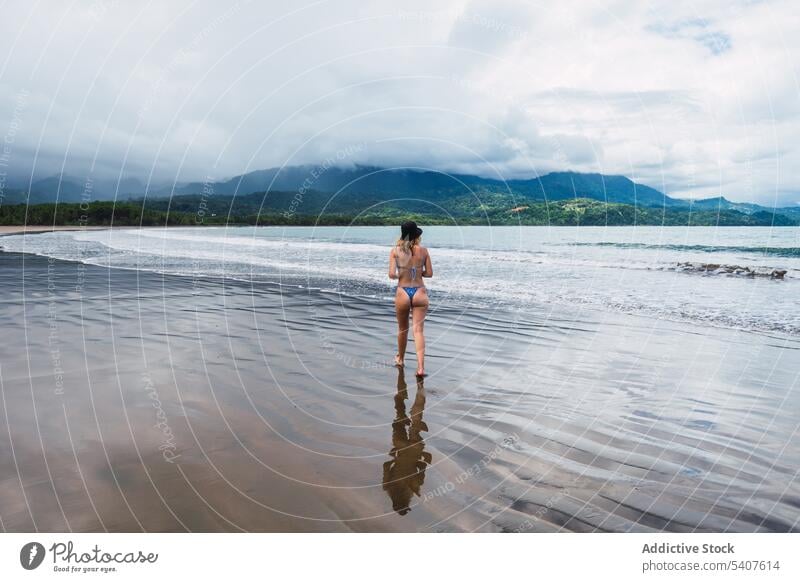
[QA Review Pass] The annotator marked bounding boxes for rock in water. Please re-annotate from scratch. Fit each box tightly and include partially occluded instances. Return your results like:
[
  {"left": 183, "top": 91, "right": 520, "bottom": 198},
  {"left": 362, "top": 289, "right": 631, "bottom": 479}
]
[{"left": 676, "top": 262, "right": 789, "bottom": 279}]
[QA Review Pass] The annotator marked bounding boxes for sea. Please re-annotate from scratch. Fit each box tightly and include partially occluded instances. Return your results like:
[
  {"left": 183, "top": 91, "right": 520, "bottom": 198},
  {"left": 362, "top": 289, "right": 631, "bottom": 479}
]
[{"left": 3, "top": 225, "right": 798, "bottom": 336}]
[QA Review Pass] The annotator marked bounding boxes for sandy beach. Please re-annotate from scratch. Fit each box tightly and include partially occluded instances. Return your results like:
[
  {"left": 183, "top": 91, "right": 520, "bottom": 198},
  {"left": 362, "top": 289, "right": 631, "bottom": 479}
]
[
  {"left": 0, "top": 226, "right": 110, "bottom": 236},
  {"left": 1, "top": 247, "right": 798, "bottom": 532}
]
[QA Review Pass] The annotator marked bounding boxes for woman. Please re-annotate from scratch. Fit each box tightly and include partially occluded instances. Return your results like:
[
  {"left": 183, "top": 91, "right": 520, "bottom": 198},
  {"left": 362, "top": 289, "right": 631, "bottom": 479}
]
[{"left": 388, "top": 221, "right": 433, "bottom": 376}]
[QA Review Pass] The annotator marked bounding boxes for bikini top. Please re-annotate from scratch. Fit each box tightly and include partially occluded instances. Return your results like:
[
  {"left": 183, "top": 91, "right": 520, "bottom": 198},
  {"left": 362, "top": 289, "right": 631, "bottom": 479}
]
[{"left": 395, "top": 249, "right": 425, "bottom": 281}]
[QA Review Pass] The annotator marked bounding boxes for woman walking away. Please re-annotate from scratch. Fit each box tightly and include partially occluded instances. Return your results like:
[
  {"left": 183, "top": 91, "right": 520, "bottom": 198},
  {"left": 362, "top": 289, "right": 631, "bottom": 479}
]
[{"left": 389, "top": 221, "right": 433, "bottom": 377}]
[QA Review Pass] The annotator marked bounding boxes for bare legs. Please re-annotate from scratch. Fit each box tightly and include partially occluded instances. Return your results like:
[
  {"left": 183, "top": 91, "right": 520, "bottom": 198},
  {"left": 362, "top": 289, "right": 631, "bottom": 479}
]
[
  {"left": 394, "top": 288, "right": 429, "bottom": 375},
  {"left": 395, "top": 294, "right": 409, "bottom": 367}
]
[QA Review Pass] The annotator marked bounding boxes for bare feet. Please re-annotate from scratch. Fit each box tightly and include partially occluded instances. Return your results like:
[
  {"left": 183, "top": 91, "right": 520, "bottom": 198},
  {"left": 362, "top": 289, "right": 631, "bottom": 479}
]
[
  {"left": 394, "top": 354, "right": 404, "bottom": 367},
  {"left": 415, "top": 368, "right": 426, "bottom": 377}
]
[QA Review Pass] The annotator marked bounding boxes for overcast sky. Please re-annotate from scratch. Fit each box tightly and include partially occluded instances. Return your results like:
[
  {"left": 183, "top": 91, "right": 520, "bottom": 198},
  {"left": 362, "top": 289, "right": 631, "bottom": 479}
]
[{"left": 1, "top": 0, "right": 798, "bottom": 204}]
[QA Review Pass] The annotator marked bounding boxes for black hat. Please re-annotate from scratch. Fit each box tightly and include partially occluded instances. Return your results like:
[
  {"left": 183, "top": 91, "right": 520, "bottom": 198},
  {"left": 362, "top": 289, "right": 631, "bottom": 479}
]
[{"left": 400, "top": 221, "right": 423, "bottom": 241}]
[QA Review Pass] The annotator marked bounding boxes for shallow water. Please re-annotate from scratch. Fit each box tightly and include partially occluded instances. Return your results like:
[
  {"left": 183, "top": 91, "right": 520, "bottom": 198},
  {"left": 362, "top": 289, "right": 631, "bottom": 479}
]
[{"left": 2, "top": 225, "right": 798, "bottom": 335}]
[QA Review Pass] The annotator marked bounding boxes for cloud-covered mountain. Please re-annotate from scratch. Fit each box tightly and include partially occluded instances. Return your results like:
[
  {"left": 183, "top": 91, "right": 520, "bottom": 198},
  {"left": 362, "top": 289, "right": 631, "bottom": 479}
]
[
  {"left": 1, "top": 176, "right": 148, "bottom": 204},
  {"left": 161, "top": 166, "right": 682, "bottom": 209}
]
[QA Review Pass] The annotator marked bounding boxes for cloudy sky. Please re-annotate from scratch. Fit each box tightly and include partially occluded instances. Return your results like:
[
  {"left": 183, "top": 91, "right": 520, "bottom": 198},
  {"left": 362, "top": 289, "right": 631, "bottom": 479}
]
[{"left": 1, "top": 0, "right": 798, "bottom": 204}]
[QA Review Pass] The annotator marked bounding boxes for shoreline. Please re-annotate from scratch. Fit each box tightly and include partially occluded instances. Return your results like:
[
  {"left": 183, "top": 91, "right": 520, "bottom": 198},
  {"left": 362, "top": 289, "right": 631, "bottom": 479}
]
[{"left": 0, "top": 225, "right": 110, "bottom": 237}]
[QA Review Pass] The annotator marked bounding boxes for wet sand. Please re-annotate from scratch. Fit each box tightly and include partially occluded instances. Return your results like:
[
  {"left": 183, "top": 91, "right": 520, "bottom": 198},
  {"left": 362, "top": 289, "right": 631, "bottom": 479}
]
[{"left": 0, "top": 251, "right": 798, "bottom": 532}]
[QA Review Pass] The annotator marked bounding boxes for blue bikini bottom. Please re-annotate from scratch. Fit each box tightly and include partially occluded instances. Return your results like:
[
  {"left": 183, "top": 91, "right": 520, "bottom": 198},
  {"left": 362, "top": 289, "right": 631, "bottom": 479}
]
[{"left": 401, "top": 286, "right": 420, "bottom": 305}]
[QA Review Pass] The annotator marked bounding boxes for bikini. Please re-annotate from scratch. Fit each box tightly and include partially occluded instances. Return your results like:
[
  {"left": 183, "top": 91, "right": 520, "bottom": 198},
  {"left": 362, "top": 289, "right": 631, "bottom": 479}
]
[
  {"left": 397, "top": 253, "right": 423, "bottom": 305},
  {"left": 402, "top": 286, "right": 419, "bottom": 304}
]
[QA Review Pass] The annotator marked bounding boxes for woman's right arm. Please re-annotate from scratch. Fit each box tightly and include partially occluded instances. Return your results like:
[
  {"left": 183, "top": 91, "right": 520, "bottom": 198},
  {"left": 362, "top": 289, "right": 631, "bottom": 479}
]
[{"left": 388, "top": 248, "right": 398, "bottom": 280}]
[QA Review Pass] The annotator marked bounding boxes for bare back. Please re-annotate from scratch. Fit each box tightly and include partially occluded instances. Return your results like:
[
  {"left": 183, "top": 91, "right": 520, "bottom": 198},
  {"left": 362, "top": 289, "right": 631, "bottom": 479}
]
[{"left": 394, "top": 246, "right": 427, "bottom": 288}]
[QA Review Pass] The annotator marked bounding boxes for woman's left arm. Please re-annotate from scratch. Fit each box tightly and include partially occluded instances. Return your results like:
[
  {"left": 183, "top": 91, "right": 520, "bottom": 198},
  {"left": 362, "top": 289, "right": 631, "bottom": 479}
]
[{"left": 423, "top": 249, "right": 433, "bottom": 278}]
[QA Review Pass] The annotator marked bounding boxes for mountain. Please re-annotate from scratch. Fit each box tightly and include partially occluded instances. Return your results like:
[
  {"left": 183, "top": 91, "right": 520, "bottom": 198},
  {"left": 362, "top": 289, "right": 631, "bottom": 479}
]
[
  {"left": 684, "top": 196, "right": 767, "bottom": 214},
  {"left": 168, "top": 166, "right": 685, "bottom": 207},
  {"left": 6, "top": 166, "right": 799, "bottom": 224},
  {"left": 30, "top": 177, "right": 86, "bottom": 202},
  {"left": 506, "top": 172, "right": 684, "bottom": 206},
  {"left": 168, "top": 166, "right": 507, "bottom": 199},
  {"left": 0, "top": 176, "right": 149, "bottom": 204},
  {"left": 682, "top": 195, "right": 800, "bottom": 219},
  {"left": 0, "top": 187, "right": 30, "bottom": 205},
  {"left": 0, "top": 179, "right": 86, "bottom": 204}
]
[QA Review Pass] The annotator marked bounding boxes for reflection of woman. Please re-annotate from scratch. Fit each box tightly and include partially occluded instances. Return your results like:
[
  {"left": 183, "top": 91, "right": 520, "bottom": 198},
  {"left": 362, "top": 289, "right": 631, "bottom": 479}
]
[
  {"left": 382, "top": 366, "right": 432, "bottom": 516},
  {"left": 389, "top": 221, "right": 433, "bottom": 377}
]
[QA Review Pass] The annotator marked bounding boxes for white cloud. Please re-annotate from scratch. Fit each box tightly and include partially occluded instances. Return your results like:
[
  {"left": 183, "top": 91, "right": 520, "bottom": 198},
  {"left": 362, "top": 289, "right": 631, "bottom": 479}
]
[{"left": 0, "top": 0, "right": 798, "bottom": 204}]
